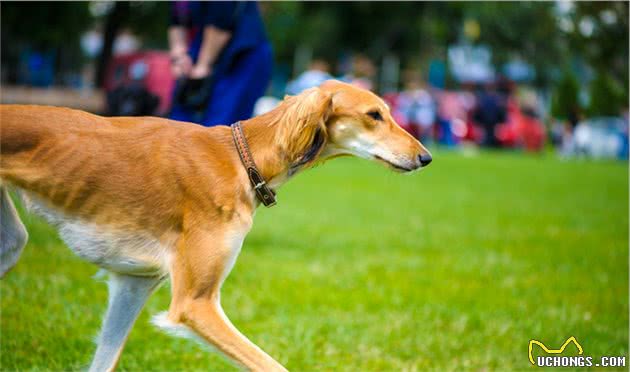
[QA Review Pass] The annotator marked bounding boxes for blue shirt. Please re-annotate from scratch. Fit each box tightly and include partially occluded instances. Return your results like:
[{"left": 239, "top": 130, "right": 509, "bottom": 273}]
[{"left": 170, "top": 1, "right": 269, "bottom": 74}]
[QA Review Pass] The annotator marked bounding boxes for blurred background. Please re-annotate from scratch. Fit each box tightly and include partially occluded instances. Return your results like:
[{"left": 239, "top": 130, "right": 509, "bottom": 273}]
[
  {"left": 1, "top": 2, "right": 628, "bottom": 371},
  {"left": 1, "top": 1, "right": 628, "bottom": 158}
]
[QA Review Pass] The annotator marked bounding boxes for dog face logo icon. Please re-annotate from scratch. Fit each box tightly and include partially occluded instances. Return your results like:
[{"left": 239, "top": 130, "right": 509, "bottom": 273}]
[{"left": 528, "top": 336, "right": 584, "bottom": 365}]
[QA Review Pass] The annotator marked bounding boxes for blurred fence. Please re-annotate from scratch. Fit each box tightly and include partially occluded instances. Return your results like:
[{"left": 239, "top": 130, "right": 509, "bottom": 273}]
[{"left": 0, "top": 86, "right": 104, "bottom": 113}]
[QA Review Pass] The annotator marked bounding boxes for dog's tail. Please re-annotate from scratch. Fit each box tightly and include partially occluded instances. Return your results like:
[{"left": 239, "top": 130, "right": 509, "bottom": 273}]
[{"left": 0, "top": 185, "right": 28, "bottom": 277}]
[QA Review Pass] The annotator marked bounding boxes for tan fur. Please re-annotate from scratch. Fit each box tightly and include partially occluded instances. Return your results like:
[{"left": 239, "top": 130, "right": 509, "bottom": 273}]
[{"left": 0, "top": 80, "right": 430, "bottom": 371}]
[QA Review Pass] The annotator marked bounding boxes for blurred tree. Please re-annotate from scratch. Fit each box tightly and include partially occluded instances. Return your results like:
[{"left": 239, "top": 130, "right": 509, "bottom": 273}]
[
  {"left": 1, "top": 2, "right": 92, "bottom": 83},
  {"left": 461, "top": 2, "right": 564, "bottom": 87},
  {"left": 262, "top": 1, "right": 627, "bottom": 117},
  {"left": 588, "top": 70, "right": 625, "bottom": 116},
  {"left": 570, "top": 2, "right": 628, "bottom": 116},
  {"left": 570, "top": 2, "right": 628, "bottom": 85},
  {"left": 1, "top": 2, "right": 92, "bottom": 49},
  {"left": 551, "top": 69, "right": 581, "bottom": 120},
  {"left": 126, "top": 2, "right": 169, "bottom": 49},
  {"left": 259, "top": 2, "right": 301, "bottom": 63},
  {"left": 263, "top": 2, "right": 463, "bottom": 79}
]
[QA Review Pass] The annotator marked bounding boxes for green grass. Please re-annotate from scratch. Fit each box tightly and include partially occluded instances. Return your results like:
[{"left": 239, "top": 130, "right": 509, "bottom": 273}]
[{"left": 1, "top": 150, "right": 628, "bottom": 371}]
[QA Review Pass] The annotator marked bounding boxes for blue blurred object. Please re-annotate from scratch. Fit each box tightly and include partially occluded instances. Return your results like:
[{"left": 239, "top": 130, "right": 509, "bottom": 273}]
[
  {"left": 437, "top": 117, "right": 457, "bottom": 147},
  {"left": 502, "top": 60, "right": 535, "bottom": 82},
  {"left": 428, "top": 59, "right": 446, "bottom": 88},
  {"left": 19, "top": 49, "right": 55, "bottom": 87}
]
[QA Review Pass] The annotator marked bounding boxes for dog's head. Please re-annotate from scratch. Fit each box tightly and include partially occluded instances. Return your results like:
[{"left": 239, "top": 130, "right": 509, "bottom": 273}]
[
  {"left": 320, "top": 80, "right": 432, "bottom": 172},
  {"left": 273, "top": 80, "right": 432, "bottom": 174}
]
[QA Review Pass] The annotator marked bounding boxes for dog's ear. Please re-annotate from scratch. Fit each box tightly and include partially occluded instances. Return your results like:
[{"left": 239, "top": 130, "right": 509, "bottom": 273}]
[
  {"left": 275, "top": 87, "right": 332, "bottom": 170},
  {"left": 288, "top": 125, "right": 326, "bottom": 175},
  {"left": 293, "top": 87, "right": 333, "bottom": 126}
]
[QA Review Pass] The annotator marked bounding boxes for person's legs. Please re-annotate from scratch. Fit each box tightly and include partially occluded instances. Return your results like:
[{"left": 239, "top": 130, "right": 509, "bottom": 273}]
[{"left": 202, "top": 43, "right": 273, "bottom": 126}]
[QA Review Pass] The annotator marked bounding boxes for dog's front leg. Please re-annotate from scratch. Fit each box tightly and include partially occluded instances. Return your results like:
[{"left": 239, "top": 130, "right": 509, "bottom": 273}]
[{"left": 162, "top": 222, "right": 287, "bottom": 372}]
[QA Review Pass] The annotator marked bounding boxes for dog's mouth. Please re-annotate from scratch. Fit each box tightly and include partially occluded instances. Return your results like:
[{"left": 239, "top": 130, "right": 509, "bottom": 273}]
[{"left": 374, "top": 155, "right": 414, "bottom": 172}]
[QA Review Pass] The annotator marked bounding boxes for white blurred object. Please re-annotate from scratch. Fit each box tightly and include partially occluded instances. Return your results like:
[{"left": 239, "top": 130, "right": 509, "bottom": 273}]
[
  {"left": 129, "top": 60, "right": 148, "bottom": 80},
  {"left": 286, "top": 70, "right": 332, "bottom": 95},
  {"left": 398, "top": 89, "right": 436, "bottom": 128},
  {"left": 113, "top": 30, "right": 140, "bottom": 55},
  {"left": 81, "top": 30, "right": 103, "bottom": 58},
  {"left": 448, "top": 44, "right": 495, "bottom": 83},
  {"left": 253, "top": 96, "right": 280, "bottom": 116},
  {"left": 572, "top": 117, "right": 628, "bottom": 159}
]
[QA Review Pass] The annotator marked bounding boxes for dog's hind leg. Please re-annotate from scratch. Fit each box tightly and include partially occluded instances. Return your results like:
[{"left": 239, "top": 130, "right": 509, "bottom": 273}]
[
  {"left": 0, "top": 186, "right": 28, "bottom": 277},
  {"left": 89, "top": 273, "right": 163, "bottom": 372}
]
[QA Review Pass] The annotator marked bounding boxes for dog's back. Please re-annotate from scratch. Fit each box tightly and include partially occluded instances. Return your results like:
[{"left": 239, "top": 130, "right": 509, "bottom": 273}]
[
  {"left": 0, "top": 106, "right": 194, "bottom": 276},
  {"left": 2, "top": 105, "right": 188, "bottom": 223}
]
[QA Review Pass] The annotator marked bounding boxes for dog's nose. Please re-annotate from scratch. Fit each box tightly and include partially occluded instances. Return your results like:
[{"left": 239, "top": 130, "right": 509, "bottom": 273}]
[{"left": 418, "top": 154, "right": 432, "bottom": 167}]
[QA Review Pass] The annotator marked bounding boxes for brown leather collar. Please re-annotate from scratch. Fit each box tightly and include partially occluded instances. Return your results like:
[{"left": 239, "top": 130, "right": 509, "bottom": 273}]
[{"left": 231, "top": 121, "right": 277, "bottom": 207}]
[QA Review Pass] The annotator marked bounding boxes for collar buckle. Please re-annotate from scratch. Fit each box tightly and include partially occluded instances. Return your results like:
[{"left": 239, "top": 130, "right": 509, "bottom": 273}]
[{"left": 231, "top": 122, "right": 277, "bottom": 208}]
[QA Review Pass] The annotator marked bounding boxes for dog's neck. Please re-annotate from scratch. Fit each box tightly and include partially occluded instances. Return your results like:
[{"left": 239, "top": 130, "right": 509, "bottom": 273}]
[{"left": 238, "top": 118, "right": 297, "bottom": 190}]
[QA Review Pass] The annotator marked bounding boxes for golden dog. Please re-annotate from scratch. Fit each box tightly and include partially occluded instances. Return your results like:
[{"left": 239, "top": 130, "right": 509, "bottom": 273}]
[{"left": 0, "top": 80, "right": 431, "bottom": 371}]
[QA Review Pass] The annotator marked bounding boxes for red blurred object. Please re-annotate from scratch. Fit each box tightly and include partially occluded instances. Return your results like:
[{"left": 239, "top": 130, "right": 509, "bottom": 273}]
[
  {"left": 464, "top": 120, "right": 484, "bottom": 143},
  {"left": 495, "top": 99, "right": 545, "bottom": 151},
  {"left": 383, "top": 92, "right": 416, "bottom": 136},
  {"left": 104, "top": 51, "right": 175, "bottom": 115}
]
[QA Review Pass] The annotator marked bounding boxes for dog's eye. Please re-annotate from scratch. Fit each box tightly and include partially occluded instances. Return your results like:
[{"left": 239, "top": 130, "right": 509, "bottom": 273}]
[{"left": 367, "top": 111, "right": 383, "bottom": 121}]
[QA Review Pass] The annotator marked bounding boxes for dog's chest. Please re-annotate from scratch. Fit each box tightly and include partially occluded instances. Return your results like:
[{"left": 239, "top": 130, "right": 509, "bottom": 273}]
[{"left": 24, "top": 193, "right": 173, "bottom": 276}]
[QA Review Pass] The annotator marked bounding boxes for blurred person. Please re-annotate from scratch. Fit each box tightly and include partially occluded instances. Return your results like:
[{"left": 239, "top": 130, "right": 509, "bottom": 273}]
[
  {"left": 472, "top": 83, "right": 507, "bottom": 147},
  {"left": 286, "top": 59, "right": 333, "bottom": 95},
  {"left": 515, "top": 87, "right": 545, "bottom": 151},
  {"left": 168, "top": 1, "right": 272, "bottom": 126},
  {"left": 518, "top": 104, "right": 546, "bottom": 152},
  {"left": 558, "top": 105, "right": 582, "bottom": 156},
  {"left": 435, "top": 90, "right": 470, "bottom": 146},
  {"left": 398, "top": 71, "right": 436, "bottom": 142},
  {"left": 342, "top": 54, "right": 376, "bottom": 91}
]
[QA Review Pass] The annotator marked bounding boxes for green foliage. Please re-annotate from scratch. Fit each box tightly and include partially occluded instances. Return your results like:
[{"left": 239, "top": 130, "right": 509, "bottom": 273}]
[
  {"left": 551, "top": 69, "right": 581, "bottom": 120},
  {"left": 264, "top": 2, "right": 463, "bottom": 72},
  {"left": 113, "top": 2, "right": 170, "bottom": 50},
  {"left": 0, "top": 2, "right": 92, "bottom": 49},
  {"left": 0, "top": 2, "right": 94, "bottom": 78},
  {"left": 565, "top": 2, "right": 629, "bottom": 118},
  {"left": 571, "top": 2, "right": 629, "bottom": 85},
  {"left": 588, "top": 70, "right": 626, "bottom": 117},
  {"left": 260, "top": 2, "right": 303, "bottom": 63},
  {"left": 1, "top": 152, "right": 627, "bottom": 371},
  {"left": 463, "top": 2, "right": 562, "bottom": 86}
]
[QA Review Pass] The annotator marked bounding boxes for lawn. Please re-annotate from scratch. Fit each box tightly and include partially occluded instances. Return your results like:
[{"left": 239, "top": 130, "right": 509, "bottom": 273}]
[{"left": 1, "top": 150, "right": 628, "bottom": 371}]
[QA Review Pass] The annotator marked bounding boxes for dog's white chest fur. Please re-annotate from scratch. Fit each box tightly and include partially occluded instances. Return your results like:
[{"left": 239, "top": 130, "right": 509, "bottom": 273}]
[{"left": 24, "top": 193, "right": 172, "bottom": 276}]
